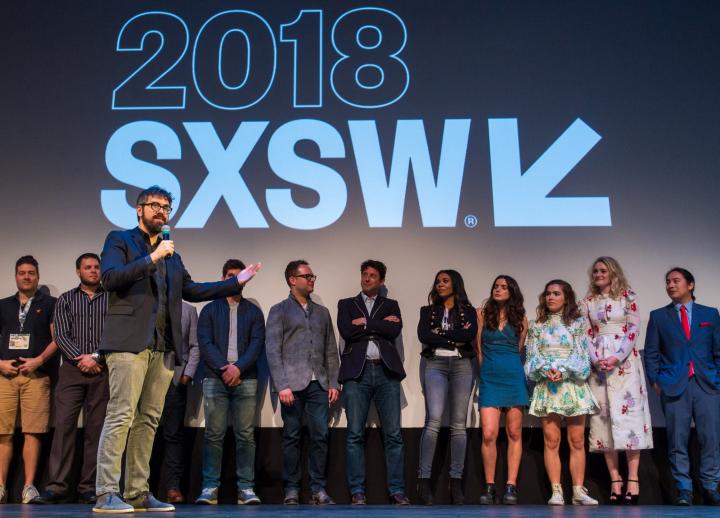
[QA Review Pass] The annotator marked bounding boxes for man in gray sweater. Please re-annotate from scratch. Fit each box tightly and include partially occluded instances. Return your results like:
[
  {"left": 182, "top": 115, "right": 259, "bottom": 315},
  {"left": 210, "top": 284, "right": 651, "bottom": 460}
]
[{"left": 265, "top": 260, "right": 340, "bottom": 505}]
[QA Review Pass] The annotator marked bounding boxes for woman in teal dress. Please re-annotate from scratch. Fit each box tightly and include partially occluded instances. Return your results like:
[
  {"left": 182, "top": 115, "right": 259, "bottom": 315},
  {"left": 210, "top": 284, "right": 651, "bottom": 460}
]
[{"left": 476, "top": 275, "right": 528, "bottom": 505}]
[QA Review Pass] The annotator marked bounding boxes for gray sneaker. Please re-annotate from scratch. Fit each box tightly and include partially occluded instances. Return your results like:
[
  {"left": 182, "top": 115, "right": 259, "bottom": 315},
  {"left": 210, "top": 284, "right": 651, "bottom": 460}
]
[
  {"left": 92, "top": 492, "right": 134, "bottom": 514},
  {"left": 238, "top": 488, "right": 261, "bottom": 505},
  {"left": 195, "top": 487, "right": 218, "bottom": 505},
  {"left": 125, "top": 492, "right": 174, "bottom": 512},
  {"left": 0, "top": 485, "right": 7, "bottom": 504}
]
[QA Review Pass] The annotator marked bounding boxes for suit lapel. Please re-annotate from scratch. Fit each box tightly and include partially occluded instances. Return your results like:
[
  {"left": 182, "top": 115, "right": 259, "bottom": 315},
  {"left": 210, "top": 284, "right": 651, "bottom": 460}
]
[
  {"left": 369, "top": 297, "right": 385, "bottom": 320},
  {"left": 354, "top": 294, "right": 370, "bottom": 318},
  {"left": 130, "top": 227, "right": 149, "bottom": 257},
  {"left": 690, "top": 303, "right": 704, "bottom": 341}
]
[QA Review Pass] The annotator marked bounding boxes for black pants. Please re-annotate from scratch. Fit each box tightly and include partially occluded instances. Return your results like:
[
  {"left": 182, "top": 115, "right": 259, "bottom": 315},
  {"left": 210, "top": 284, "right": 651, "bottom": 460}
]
[
  {"left": 161, "top": 381, "right": 188, "bottom": 490},
  {"left": 46, "top": 361, "right": 109, "bottom": 495}
]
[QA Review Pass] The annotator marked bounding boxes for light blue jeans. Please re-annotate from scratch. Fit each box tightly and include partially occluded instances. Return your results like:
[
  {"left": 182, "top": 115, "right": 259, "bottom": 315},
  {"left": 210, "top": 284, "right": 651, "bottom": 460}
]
[
  {"left": 201, "top": 377, "right": 257, "bottom": 490},
  {"left": 418, "top": 356, "right": 474, "bottom": 479}
]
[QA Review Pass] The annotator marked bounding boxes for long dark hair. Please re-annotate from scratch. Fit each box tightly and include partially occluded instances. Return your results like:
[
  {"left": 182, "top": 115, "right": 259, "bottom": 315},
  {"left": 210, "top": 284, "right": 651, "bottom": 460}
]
[
  {"left": 428, "top": 269, "right": 472, "bottom": 308},
  {"left": 482, "top": 275, "right": 525, "bottom": 333},
  {"left": 536, "top": 279, "right": 580, "bottom": 326}
]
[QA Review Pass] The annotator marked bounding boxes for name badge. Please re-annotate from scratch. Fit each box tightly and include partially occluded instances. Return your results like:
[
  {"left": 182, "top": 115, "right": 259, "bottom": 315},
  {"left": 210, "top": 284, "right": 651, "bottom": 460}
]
[{"left": 9, "top": 334, "right": 31, "bottom": 350}]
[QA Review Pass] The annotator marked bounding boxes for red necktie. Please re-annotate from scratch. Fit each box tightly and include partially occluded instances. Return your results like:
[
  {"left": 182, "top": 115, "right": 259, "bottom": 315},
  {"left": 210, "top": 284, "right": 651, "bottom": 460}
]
[{"left": 680, "top": 305, "right": 694, "bottom": 378}]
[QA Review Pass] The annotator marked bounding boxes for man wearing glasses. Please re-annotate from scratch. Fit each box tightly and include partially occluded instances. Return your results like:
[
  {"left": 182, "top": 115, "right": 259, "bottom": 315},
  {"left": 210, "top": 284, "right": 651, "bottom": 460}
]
[
  {"left": 93, "top": 186, "right": 261, "bottom": 513},
  {"left": 266, "top": 260, "right": 340, "bottom": 505}
]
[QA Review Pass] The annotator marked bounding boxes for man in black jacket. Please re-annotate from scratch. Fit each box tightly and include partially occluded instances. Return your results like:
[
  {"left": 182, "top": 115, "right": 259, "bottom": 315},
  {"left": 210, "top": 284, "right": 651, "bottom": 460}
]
[
  {"left": 337, "top": 260, "right": 409, "bottom": 505},
  {"left": 93, "top": 186, "right": 260, "bottom": 514}
]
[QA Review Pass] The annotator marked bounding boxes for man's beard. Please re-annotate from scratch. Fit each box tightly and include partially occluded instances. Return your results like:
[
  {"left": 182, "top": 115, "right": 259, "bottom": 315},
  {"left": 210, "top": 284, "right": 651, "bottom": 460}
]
[
  {"left": 80, "top": 276, "right": 101, "bottom": 288},
  {"left": 142, "top": 214, "right": 165, "bottom": 234}
]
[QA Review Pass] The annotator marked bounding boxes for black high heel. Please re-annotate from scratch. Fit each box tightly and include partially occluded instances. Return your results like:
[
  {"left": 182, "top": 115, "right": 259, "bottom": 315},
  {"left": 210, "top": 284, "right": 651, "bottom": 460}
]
[
  {"left": 609, "top": 480, "right": 624, "bottom": 505},
  {"left": 624, "top": 479, "right": 639, "bottom": 505}
]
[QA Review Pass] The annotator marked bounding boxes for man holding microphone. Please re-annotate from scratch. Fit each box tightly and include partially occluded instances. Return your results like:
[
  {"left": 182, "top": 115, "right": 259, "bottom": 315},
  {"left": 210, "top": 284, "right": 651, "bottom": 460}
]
[{"left": 93, "top": 186, "right": 261, "bottom": 514}]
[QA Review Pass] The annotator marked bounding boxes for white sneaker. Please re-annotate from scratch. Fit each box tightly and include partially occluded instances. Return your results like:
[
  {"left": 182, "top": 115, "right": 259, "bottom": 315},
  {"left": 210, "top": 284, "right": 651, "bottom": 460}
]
[
  {"left": 548, "top": 484, "right": 564, "bottom": 505},
  {"left": 22, "top": 484, "right": 40, "bottom": 504},
  {"left": 572, "top": 485, "right": 599, "bottom": 505}
]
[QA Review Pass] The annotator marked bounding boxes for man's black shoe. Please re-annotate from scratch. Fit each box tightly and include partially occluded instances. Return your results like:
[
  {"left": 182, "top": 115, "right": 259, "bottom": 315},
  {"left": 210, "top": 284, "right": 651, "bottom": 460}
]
[
  {"left": 675, "top": 490, "right": 693, "bottom": 506},
  {"left": 78, "top": 491, "right": 97, "bottom": 504},
  {"left": 31, "top": 490, "right": 71, "bottom": 504},
  {"left": 703, "top": 488, "right": 720, "bottom": 506}
]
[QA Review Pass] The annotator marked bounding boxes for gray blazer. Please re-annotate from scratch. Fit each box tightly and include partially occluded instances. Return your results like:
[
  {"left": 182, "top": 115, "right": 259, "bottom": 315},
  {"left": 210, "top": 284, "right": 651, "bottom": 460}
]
[
  {"left": 173, "top": 301, "right": 199, "bottom": 384},
  {"left": 266, "top": 294, "right": 340, "bottom": 392}
]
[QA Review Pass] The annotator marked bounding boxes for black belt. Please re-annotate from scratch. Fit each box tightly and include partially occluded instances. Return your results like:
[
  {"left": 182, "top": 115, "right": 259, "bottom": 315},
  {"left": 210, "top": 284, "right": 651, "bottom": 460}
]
[{"left": 365, "top": 358, "right": 383, "bottom": 365}]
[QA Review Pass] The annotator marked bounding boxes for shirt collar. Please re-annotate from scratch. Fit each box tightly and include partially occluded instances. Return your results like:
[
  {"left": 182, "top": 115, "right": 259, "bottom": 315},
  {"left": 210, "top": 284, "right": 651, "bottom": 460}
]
[
  {"left": 15, "top": 290, "right": 43, "bottom": 304},
  {"left": 74, "top": 284, "right": 105, "bottom": 295},
  {"left": 138, "top": 226, "right": 161, "bottom": 249},
  {"left": 361, "top": 292, "right": 376, "bottom": 304},
  {"left": 674, "top": 301, "right": 693, "bottom": 313}
]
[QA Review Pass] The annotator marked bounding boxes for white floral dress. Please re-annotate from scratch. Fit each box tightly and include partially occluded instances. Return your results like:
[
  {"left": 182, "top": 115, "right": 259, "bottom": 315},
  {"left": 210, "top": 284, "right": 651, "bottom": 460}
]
[
  {"left": 525, "top": 314, "right": 599, "bottom": 417},
  {"left": 580, "top": 291, "right": 653, "bottom": 451}
]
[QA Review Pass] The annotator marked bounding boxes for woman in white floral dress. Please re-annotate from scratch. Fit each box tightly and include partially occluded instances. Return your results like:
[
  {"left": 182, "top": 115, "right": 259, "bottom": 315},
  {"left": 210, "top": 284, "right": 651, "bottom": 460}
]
[
  {"left": 525, "top": 280, "right": 599, "bottom": 506},
  {"left": 579, "top": 257, "right": 652, "bottom": 505}
]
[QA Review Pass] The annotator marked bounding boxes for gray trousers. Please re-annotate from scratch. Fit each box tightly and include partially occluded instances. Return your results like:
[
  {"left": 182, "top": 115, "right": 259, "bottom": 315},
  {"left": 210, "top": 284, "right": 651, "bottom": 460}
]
[{"left": 95, "top": 349, "right": 174, "bottom": 497}]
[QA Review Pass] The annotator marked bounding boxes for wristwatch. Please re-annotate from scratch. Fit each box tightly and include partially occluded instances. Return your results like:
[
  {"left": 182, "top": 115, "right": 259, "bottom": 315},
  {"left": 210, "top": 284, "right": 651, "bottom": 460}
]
[{"left": 91, "top": 352, "right": 105, "bottom": 364}]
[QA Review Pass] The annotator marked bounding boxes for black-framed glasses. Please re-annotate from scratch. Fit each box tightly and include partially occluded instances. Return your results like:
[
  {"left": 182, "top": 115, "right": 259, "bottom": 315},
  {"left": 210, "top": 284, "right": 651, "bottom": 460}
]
[
  {"left": 293, "top": 273, "right": 317, "bottom": 281},
  {"left": 140, "top": 202, "right": 172, "bottom": 214}
]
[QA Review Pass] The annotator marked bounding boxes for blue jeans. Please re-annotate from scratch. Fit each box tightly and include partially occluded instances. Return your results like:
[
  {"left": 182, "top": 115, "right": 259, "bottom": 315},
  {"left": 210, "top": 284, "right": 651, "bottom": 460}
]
[
  {"left": 281, "top": 381, "right": 328, "bottom": 493},
  {"left": 202, "top": 377, "right": 257, "bottom": 490},
  {"left": 661, "top": 376, "right": 720, "bottom": 491},
  {"left": 344, "top": 362, "right": 405, "bottom": 495},
  {"left": 419, "top": 356, "right": 474, "bottom": 479}
]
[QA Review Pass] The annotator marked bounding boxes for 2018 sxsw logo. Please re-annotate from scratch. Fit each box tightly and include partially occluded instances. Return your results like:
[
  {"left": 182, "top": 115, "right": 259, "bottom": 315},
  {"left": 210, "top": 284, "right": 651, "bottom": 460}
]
[{"left": 102, "top": 8, "right": 611, "bottom": 229}]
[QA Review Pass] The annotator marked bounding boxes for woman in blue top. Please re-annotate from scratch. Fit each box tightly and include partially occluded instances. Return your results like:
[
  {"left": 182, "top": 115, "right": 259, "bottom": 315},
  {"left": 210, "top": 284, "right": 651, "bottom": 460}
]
[{"left": 476, "top": 275, "right": 529, "bottom": 505}]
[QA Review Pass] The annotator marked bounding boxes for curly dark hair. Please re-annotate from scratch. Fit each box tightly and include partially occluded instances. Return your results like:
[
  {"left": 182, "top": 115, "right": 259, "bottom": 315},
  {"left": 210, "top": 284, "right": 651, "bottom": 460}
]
[
  {"left": 482, "top": 275, "right": 525, "bottom": 333},
  {"left": 536, "top": 279, "right": 580, "bottom": 326}
]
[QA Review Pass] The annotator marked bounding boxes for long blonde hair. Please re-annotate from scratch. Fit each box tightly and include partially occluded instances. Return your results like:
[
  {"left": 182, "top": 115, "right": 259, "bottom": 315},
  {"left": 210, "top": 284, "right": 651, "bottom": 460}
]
[{"left": 587, "top": 256, "right": 631, "bottom": 299}]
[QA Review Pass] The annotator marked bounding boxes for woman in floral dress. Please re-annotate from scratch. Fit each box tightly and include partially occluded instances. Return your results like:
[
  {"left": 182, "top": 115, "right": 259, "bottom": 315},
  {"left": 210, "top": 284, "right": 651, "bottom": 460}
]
[
  {"left": 579, "top": 257, "right": 652, "bottom": 504},
  {"left": 525, "top": 280, "right": 599, "bottom": 506}
]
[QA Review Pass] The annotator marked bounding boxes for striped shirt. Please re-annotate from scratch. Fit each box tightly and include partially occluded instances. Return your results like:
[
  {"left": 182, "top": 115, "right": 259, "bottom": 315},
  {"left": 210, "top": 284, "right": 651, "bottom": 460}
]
[{"left": 53, "top": 285, "right": 109, "bottom": 360}]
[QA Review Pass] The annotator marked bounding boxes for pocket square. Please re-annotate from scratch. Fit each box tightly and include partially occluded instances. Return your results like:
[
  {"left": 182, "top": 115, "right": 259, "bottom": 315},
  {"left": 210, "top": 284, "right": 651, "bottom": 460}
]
[{"left": 700, "top": 322, "right": 712, "bottom": 327}]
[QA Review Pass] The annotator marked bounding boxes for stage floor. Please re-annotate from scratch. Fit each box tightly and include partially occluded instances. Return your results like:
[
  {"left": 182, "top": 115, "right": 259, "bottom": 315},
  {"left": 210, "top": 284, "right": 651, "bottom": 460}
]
[{"left": 0, "top": 505, "right": 715, "bottom": 517}]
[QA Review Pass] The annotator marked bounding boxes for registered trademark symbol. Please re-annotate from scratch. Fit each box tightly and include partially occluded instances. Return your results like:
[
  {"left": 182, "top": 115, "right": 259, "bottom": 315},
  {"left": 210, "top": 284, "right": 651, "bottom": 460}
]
[{"left": 464, "top": 214, "right": 478, "bottom": 228}]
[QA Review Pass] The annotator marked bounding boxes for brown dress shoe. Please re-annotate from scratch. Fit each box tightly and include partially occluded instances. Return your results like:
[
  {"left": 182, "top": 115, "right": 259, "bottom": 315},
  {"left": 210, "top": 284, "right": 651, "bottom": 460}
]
[{"left": 166, "top": 488, "right": 184, "bottom": 504}]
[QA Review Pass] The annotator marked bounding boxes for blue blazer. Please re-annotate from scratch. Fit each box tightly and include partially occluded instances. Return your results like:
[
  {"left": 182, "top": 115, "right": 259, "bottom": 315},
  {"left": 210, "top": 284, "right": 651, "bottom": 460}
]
[
  {"left": 99, "top": 227, "right": 242, "bottom": 362},
  {"left": 644, "top": 302, "right": 720, "bottom": 397}
]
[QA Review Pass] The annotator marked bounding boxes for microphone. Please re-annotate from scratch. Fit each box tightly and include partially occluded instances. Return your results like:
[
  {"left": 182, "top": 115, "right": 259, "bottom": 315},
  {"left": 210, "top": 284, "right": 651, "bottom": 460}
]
[{"left": 161, "top": 225, "right": 171, "bottom": 258}]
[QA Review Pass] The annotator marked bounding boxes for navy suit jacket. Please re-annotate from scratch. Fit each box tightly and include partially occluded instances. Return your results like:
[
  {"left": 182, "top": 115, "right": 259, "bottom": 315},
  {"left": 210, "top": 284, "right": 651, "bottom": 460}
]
[
  {"left": 99, "top": 227, "right": 242, "bottom": 362},
  {"left": 337, "top": 293, "right": 405, "bottom": 383},
  {"left": 196, "top": 298, "right": 265, "bottom": 381},
  {"left": 644, "top": 302, "right": 720, "bottom": 397}
]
